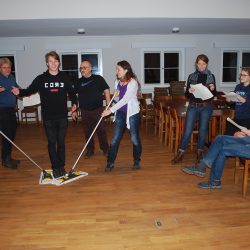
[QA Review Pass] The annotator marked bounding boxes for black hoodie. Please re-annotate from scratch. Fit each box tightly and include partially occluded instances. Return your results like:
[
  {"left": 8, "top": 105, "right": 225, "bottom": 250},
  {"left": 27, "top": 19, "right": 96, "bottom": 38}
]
[{"left": 19, "top": 70, "right": 77, "bottom": 121}]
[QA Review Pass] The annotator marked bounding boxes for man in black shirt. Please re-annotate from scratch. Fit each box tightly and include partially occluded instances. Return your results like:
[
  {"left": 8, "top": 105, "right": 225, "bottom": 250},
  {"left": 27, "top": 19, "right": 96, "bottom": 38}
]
[
  {"left": 12, "top": 51, "right": 77, "bottom": 178},
  {"left": 75, "top": 60, "right": 110, "bottom": 159}
]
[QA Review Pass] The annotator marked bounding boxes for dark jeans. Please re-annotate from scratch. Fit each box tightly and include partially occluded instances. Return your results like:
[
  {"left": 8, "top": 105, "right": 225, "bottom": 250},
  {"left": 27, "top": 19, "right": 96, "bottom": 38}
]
[
  {"left": 0, "top": 108, "right": 17, "bottom": 160},
  {"left": 81, "top": 107, "right": 109, "bottom": 153},
  {"left": 203, "top": 135, "right": 250, "bottom": 181},
  {"left": 43, "top": 118, "right": 68, "bottom": 171},
  {"left": 108, "top": 111, "right": 142, "bottom": 164},
  {"left": 179, "top": 104, "right": 213, "bottom": 151}
]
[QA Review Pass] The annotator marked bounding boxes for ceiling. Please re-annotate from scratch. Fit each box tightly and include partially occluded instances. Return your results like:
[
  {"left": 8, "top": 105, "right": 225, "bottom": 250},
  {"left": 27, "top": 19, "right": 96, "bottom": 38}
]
[{"left": 1, "top": 18, "right": 250, "bottom": 37}]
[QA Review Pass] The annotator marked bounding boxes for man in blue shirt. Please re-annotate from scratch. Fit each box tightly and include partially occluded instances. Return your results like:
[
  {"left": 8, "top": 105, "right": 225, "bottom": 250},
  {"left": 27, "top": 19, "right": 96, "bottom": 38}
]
[{"left": 0, "top": 58, "right": 20, "bottom": 169}]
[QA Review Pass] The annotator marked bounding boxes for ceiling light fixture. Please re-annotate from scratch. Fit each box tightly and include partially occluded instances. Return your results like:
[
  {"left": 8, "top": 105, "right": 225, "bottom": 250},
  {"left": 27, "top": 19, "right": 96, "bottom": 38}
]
[
  {"left": 77, "top": 28, "right": 85, "bottom": 35},
  {"left": 172, "top": 27, "right": 180, "bottom": 33}
]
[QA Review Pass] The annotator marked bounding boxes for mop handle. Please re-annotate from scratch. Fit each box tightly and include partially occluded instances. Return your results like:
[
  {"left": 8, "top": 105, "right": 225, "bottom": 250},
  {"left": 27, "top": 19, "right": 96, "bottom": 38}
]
[
  {"left": 70, "top": 92, "right": 117, "bottom": 171},
  {"left": 0, "top": 130, "right": 44, "bottom": 171}
]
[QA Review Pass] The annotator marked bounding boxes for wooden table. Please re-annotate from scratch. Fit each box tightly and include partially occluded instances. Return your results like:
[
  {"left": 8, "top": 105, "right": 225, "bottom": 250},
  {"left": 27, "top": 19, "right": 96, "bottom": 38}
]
[{"left": 162, "top": 99, "right": 234, "bottom": 144}]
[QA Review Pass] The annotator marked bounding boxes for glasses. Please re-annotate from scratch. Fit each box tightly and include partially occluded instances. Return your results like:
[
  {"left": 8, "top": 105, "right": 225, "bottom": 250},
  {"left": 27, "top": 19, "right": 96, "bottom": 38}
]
[
  {"left": 79, "top": 66, "right": 90, "bottom": 71},
  {"left": 239, "top": 73, "right": 249, "bottom": 77}
]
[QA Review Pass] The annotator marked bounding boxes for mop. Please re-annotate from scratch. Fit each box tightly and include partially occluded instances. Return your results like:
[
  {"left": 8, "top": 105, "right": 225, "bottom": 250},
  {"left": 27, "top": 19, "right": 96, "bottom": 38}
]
[
  {"left": 56, "top": 93, "right": 117, "bottom": 186},
  {"left": 0, "top": 130, "right": 58, "bottom": 185}
]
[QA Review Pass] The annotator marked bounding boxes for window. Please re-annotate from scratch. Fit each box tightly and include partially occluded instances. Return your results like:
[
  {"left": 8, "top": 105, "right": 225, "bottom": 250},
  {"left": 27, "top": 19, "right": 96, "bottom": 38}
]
[
  {"left": 142, "top": 49, "right": 183, "bottom": 86},
  {"left": 60, "top": 50, "right": 102, "bottom": 84},
  {"left": 222, "top": 50, "right": 250, "bottom": 84},
  {"left": 0, "top": 54, "right": 16, "bottom": 78}
]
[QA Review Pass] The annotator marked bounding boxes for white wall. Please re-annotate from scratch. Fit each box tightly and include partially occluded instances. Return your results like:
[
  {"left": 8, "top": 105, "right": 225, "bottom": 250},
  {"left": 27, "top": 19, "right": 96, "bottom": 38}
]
[
  {"left": 2, "top": 0, "right": 250, "bottom": 19},
  {"left": 2, "top": 33, "right": 250, "bottom": 120},
  {"left": 1, "top": 34, "right": 250, "bottom": 90}
]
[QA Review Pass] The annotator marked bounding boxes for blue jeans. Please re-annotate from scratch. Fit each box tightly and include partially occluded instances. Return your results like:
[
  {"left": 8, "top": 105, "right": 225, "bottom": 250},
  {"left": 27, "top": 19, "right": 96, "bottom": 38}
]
[
  {"left": 43, "top": 118, "right": 68, "bottom": 171},
  {"left": 108, "top": 111, "right": 142, "bottom": 164},
  {"left": 179, "top": 105, "right": 213, "bottom": 151},
  {"left": 203, "top": 135, "right": 250, "bottom": 181}
]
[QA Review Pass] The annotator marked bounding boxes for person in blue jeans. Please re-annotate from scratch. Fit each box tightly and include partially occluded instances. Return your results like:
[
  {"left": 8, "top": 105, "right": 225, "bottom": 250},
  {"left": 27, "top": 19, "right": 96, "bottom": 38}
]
[
  {"left": 181, "top": 129, "right": 250, "bottom": 189},
  {"left": 102, "top": 60, "right": 142, "bottom": 172},
  {"left": 172, "top": 54, "right": 217, "bottom": 164}
]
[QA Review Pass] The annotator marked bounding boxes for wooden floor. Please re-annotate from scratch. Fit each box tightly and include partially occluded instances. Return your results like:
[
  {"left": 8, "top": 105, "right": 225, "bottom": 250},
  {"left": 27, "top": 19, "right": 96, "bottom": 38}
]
[{"left": 1, "top": 122, "right": 250, "bottom": 250}]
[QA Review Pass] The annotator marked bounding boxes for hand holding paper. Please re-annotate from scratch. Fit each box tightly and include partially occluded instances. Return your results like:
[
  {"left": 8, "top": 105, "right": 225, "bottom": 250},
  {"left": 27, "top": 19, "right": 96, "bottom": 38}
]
[
  {"left": 190, "top": 83, "right": 213, "bottom": 100},
  {"left": 222, "top": 92, "right": 240, "bottom": 102}
]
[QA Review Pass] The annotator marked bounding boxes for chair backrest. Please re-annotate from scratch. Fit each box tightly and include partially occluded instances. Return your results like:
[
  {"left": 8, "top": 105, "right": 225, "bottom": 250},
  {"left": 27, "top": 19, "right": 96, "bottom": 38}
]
[
  {"left": 154, "top": 87, "right": 169, "bottom": 100},
  {"left": 169, "top": 81, "right": 186, "bottom": 96},
  {"left": 172, "top": 94, "right": 186, "bottom": 101},
  {"left": 142, "top": 93, "right": 153, "bottom": 105},
  {"left": 142, "top": 93, "right": 153, "bottom": 99},
  {"left": 155, "top": 95, "right": 173, "bottom": 103}
]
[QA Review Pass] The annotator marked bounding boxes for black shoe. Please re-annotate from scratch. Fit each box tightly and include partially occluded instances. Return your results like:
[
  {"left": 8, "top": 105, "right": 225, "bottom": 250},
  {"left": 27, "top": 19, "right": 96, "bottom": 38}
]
[
  {"left": 132, "top": 161, "right": 141, "bottom": 170},
  {"left": 53, "top": 168, "right": 64, "bottom": 179},
  {"left": 105, "top": 163, "right": 114, "bottom": 172},
  {"left": 2, "top": 156, "right": 18, "bottom": 169},
  {"left": 171, "top": 151, "right": 184, "bottom": 164},
  {"left": 60, "top": 167, "right": 67, "bottom": 176},
  {"left": 84, "top": 151, "right": 94, "bottom": 159}
]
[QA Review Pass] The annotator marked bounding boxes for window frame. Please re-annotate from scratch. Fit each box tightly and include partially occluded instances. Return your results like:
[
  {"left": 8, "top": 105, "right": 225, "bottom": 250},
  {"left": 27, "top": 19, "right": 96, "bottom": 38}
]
[
  {"left": 141, "top": 48, "right": 184, "bottom": 89},
  {"left": 221, "top": 48, "right": 250, "bottom": 87},
  {"left": 58, "top": 49, "right": 103, "bottom": 79}
]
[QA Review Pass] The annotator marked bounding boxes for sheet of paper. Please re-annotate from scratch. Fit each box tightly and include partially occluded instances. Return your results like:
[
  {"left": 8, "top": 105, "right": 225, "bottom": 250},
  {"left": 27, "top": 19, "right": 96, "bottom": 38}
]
[
  {"left": 22, "top": 93, "right": 41, "bottom": 107},
  {"left": 190, "top": 83, "right": 213, "bottom": 100},
  {"left": 222, "top": 92, "right": 240, "bottom": 102}
]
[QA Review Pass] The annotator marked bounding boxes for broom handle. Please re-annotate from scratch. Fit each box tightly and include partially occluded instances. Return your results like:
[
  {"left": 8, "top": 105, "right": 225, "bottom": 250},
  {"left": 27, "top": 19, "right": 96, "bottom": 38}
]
[
  {"left": 0, "top": 130, "right": 44, "bottom": 171},
  {"left": 70, "top": 92, "right": 117, "bottom": 171}
]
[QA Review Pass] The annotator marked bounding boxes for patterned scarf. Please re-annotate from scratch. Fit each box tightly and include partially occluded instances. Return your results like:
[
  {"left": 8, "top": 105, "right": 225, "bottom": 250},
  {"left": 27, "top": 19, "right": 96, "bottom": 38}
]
[{"left": 189, "top": 69, "right": 214, "bottom": 85}]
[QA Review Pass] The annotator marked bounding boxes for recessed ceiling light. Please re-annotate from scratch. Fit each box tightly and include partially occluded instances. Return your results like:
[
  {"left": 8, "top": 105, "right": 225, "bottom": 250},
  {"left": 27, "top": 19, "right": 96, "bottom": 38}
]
[
  {"left": 172, "top": 27, "right": 180, "bottom": 33},
  {"left": 77, "top": 28, "right": 85, "bottom": 34}
]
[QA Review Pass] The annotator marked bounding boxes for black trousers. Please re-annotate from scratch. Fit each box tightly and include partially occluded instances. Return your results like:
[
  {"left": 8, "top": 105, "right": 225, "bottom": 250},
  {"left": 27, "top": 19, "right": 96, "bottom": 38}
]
[
  {"left": 0, "top": 107, "right": 17, "bottom": 160},
  {"left": 43, "top": 118, "right": 68, "bottom": 171},
  {"left": 81, "top": 107, "right": 109, "bottom": 153}
]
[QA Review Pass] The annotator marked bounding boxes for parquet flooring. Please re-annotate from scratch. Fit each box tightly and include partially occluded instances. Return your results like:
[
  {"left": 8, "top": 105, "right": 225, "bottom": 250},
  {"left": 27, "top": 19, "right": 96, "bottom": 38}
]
[{"left": 0, "top": 122, "right": 250, "bottom": 250}]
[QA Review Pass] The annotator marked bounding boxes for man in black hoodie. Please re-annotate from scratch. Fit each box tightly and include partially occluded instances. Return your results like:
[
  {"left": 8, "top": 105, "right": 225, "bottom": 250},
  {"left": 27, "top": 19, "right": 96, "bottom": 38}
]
[{"left": 12, "top": 51, "right": 77, "bottom": 178}]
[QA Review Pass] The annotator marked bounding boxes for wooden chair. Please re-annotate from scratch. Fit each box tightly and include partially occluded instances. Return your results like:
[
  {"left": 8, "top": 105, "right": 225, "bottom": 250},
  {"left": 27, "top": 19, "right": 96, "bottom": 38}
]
[
  {"left": 15, "top": 105, "right": 20, "bottom": 124},
  {"left": 163, "top": 105, "right": 171, "bottom": 147},
  {"left": 168, "top": 107, "right": 180, "bottom": 154},
  {"left": 159, "top": 102, "right": 166, "bottom": 142},
  {"left": 21, "top": 104, "right": 39, "bottom": 124},
  {"left": 220, "top": 109, "right": 235, "bottom": 134},
  {"left": 153, "top": 100, "right": 161, "bottom": 136},
  {"left": 172, "top": 94, "right": 186, "bottom": 101},
  {"left": 155, "top": 95, "right": 172, "bottom": 103},
  {"left": 142, "top": 93, "right": 153, "bottom": 102},
  {"left": 139, "top": 98, "right": 155, "bottom": 131},
  {"left": 234, "top": 158, "right": 250, "bottom": 198},
  {"left": 153, "top": 87, "right": 169, "bottom": 101},
  {"left": 169, "top": 81, "right": 186, "bottom": 96}
]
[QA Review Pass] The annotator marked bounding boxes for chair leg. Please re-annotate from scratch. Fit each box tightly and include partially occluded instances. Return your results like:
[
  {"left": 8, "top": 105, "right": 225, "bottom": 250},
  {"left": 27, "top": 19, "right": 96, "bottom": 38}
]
[
  {"left": 243, "top": 161, "right": 249, "bottom": 198},
  {"left": 234, "top": 158, "right": 239, "bottom": 184}
]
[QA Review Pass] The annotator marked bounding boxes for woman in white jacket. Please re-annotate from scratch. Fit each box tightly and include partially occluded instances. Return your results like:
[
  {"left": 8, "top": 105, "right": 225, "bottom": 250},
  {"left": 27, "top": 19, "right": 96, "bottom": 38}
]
[{"left": 102, "top": 60, "right": 142, "bottom": 172}]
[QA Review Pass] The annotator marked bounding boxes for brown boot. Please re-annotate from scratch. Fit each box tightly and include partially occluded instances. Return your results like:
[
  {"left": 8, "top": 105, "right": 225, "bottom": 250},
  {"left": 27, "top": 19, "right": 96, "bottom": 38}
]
[
  {"left": 196, "top": 149, "right": 204, "bottom": 164},
  {"left": 171, "top": 151, "right": 184, "bottom": 164}
]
